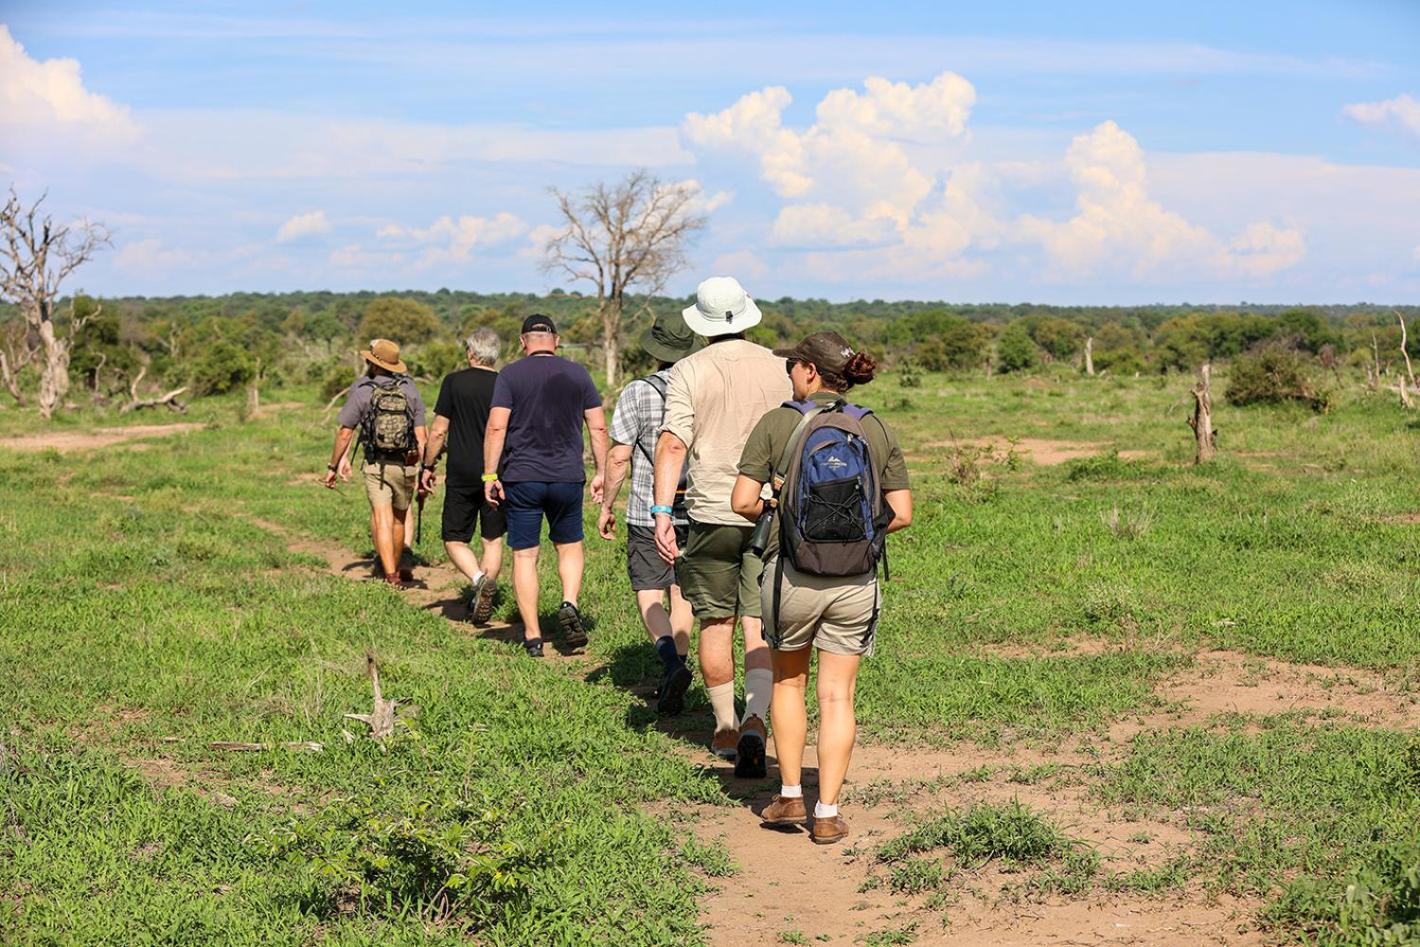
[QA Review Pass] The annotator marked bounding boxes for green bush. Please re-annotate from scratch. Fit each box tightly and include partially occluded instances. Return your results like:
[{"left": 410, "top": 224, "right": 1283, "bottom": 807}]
[
  {"left": 1225, "top": 346, "right": 1330, "bottom": 411},
  {"left": 187, "top": 340, "right": 256, "bottom": 395},
  {"left": 997, "top": 323, "right": 1039, "bottom": 373}
]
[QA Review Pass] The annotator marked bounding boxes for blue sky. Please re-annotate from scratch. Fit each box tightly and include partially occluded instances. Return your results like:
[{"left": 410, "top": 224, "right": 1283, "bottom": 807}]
[{"left": 2, "top": 0, "right": 1418, "bottom": 303}]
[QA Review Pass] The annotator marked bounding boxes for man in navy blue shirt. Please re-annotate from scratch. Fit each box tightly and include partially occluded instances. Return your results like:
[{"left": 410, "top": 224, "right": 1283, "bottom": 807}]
[{"left": 483, "top": 314, "right": 607, "bottom": 656}]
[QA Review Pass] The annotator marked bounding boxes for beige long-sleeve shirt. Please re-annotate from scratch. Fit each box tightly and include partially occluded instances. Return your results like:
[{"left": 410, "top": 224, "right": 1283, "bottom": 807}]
[{"left": 661, "top": 338, "right": 791, "bottom": 526}]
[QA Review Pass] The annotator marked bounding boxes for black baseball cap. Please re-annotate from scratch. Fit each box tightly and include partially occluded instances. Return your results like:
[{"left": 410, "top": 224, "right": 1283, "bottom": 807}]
[
  {"left": 521, "top": 313, "right": 557, "bottom": 334},
  {"left": 774, "top": 331, "right": 855, "bottom": 375}
]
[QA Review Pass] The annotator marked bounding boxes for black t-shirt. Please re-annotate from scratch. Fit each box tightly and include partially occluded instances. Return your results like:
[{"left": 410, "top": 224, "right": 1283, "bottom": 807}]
[{"left": 433, "top": 367, "right": 499, "bottom": 483}]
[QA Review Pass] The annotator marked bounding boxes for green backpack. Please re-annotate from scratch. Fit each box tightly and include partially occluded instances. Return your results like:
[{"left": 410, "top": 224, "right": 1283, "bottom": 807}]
[{"left": 362, "top": 380, "right": 415, "bottom": 459}]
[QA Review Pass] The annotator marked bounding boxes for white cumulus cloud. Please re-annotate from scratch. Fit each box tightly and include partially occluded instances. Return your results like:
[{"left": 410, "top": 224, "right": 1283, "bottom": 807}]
[
  {"left": 0, "top": 25, "right": 139, "bottom": 143},
  {"left": 1343, "top": 94, "right": 1420, "bottom": 139},
  {"left": 275, "top": 210, "right": 330, "bottom": 242},
  {"left": 376, "top": 211, "right": 527, "bottom": 267},
  {"left": 1018, "top": 121, "right": 1304, "bottom": 279}
]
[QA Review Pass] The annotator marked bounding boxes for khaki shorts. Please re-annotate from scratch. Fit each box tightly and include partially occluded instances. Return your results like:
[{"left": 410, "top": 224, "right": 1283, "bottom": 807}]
[
  {"left": 362, "top": 461, "right": 417, "bottom": 511},
  {"left": 761, "top": 556, "right": 880, "bottom": 657},
  {"left": 676, "top": 521, "right": 767, "bottom": 620}
]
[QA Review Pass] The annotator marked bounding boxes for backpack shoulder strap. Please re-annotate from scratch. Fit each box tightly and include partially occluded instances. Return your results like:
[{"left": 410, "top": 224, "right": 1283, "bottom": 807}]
[
  {"left": 771, "top": 399, "right": 836, "bottom": 491},
  {"left": 642, "top": 374, "right": 668, "bottom": 400}
]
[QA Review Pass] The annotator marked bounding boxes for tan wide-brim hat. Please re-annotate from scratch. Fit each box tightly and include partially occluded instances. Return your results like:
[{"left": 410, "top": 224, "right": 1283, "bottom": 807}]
[{"left": 361, "top": 338, "right": 407, "bottom": 374}]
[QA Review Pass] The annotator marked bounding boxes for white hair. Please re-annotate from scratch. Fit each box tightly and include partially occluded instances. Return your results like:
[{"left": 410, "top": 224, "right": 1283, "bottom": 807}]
[{"left": 465, "top": 327, "right": 500, "bottom": 367}]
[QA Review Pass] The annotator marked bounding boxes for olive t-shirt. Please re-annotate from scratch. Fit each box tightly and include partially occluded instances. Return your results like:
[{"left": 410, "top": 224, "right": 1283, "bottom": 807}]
[
  {"left": 433, "top": 367, "right": 498, "bottom": 484},
  {"left": 737, "top": 391, "right": 911, "bottom": 490}
]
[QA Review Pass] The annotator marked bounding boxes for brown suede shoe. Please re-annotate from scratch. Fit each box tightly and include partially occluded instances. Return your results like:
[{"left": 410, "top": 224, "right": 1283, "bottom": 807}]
[
  {"left": 711, "top": 727, "right": 739, "bottom": 761},
  {"left": 760, "top": 794, "right": 807, "bottom": 826},
  {"left": 735, "top": 714, "right": 767, "bottom": 779},
  {"left": 811, "top": 814, "right": 849, "bottom": 845}
]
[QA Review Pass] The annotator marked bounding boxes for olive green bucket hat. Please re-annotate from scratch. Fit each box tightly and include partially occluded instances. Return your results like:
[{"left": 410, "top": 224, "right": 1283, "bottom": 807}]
[{"left": 640, "top": 310, "right": 700, "bottom": 364}]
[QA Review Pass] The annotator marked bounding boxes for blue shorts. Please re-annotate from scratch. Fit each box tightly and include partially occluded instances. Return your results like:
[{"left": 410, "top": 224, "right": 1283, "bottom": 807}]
[{"left": 503, "top": 481, "right": 585, "bottom": 550}]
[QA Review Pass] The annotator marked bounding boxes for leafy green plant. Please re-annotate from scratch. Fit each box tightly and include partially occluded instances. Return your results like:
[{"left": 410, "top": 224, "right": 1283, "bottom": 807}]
[{"left": 1226, "top": 346, "right": 1330, "bottom": 411}]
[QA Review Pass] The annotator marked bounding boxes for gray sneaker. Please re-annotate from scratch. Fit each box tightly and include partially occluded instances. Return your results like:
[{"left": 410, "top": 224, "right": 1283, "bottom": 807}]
[
  {"left": 470, "top": 574, "right": 496, "bottom": 625},
  {"left": 557, "top": 601, "right": 588, "bottom": 649}
]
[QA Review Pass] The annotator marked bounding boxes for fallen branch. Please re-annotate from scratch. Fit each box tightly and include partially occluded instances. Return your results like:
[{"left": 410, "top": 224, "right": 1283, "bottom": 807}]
[
  {"left": 322, "top": 383, "right": 351, "bottom": 418},
  {"left": 209, "top": 740, "right": 324, "bottom": 752},
  {"left": 121, "top": 385, "right": 190, "bottom": 414}
]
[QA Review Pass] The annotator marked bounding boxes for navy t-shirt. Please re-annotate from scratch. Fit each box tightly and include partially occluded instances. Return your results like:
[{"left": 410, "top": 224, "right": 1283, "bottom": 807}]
[{"left": 492, "top": 353, "right": 602, "bottom": 483}]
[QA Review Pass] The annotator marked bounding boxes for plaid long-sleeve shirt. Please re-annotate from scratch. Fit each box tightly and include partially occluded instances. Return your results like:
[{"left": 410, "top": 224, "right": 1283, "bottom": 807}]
[{"left": 609, "top": 369, "right": 689, "bottom": 528}]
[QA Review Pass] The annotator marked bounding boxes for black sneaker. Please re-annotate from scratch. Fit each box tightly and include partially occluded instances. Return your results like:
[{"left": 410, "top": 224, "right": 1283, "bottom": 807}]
[
  {"left": 470, "top": 574, "right": 496, "bottom": 625},
  {"left": 734, "top": 714, "right": 768, "bottom": 779},
  {"left": 557, "top": 601, "right": 588, "bottom": 649},
  {"left": 656, "top": 663, "right": 693, "bottom": 716},
  {"left": 522, "top": 637, "right": 545, "bottom": 658}
]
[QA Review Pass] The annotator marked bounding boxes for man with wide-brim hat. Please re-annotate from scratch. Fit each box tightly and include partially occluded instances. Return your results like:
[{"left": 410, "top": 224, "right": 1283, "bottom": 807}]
[
  {"left": 650, "top": 276, "right": 790, "bottom": 777},
  {"left": 324, "top": 337, "right": 429, "bottom": 588},
  {"left": 598, "top": 310, "right": 701, "bottom": 714}
]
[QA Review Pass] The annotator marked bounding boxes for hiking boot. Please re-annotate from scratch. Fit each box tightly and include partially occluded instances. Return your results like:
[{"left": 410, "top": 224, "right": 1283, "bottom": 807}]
[
  {"left": 522, "top": 637, "right": 544, "bottom": 658},
  {"left": 760, "top": 794, "right": 808, "bottom": 827},
  {"left": 557, "top": 601, "right": 588, "bottom": 649},
  {"left": 735, "top": 714, "right": 767, "bottom": 779},
  {"left": 470, "top": 575, "right": 496, "bottom": 625},
  {"left": 810, "top": 814, "right": 849, "bottom": 845},
  {"left": 384, "top": 572, "right": 408, "bottom": 588},
  {"left": 656, "top": 663, "right": 692, "bottom": 717},
  {"left": 398, "top": 567, "right": 415, "bottom": 582},
  {"left": 711, "top": 727, "right": 739, "bottom": 761}
]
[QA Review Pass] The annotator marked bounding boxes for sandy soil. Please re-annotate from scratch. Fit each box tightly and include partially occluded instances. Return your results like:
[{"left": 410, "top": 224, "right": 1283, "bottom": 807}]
[
  {"left": 922, "top": 436, "right": 1152, "bottom": 466},
  {"left": 0, "top": 422, "right": 204, "bottom": 453}
]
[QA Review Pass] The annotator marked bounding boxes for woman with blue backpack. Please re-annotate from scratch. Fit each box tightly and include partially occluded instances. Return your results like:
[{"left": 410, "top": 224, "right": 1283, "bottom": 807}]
[{"left": 730, "top": 331, "right": 913, "bottom": 845}]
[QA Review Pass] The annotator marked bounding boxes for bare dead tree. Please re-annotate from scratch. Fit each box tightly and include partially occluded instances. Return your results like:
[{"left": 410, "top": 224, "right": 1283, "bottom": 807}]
[
  {"left": 1083, "top": 336, "right": 1095, "bottom": 376},
  {"left": 120, "top": 365, "right": 189, "bottom": 414},
  {"left": 544, "top": 170, "right": 706, "bottom": 385},
  {"left": 1188, "top": 363, "right": 1217, "bottom": 464},
  {"left": 0, "top": 318, "right": 33, "bottom": 405},
  {"left": 1395, "top": 310, "right": 1416, "bottom": 389},
  {"left": 0, "top": 189, "right": 110, "bottom": 419}
]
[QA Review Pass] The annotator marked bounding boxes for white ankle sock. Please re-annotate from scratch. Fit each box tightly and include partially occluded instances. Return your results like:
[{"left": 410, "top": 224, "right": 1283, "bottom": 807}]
[
  {"left": 707, "top": 682, "right": 738, "bottom": 732},
  {"left": 743, "top": 668, "right": 773, "bottom": 720},
  {"left": 814, "top": 801, "right": 838, "bottom": 819},
  {"left": 780, "top": 784, "right": 802, "bottom": 799}
]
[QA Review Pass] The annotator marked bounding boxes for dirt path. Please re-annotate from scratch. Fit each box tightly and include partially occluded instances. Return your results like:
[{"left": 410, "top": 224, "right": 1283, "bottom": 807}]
[
  {"left": 0, "top": 422, "right": 205, "bottom": 453},
  {"left": 250, "top": 521, "right": 1416, "bottom": 945}
]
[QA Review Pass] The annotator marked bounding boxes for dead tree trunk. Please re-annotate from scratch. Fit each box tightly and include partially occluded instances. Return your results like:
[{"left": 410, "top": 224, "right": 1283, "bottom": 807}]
[
  {"left": 1401, "top": 375, "right": 1414, "bottom": 410},
  {"left": 1188, "top": 363, "right": 1217, "bottom": 464},
  {"left": 0, "top": 349, "right": 27, "bottom": 405},
  {"left": 1083, "top": 336, "right": 1095, "bottom": 376},
  {"left": 35, "top": 311, "right": 72, "bottom": 420},
  {"left": 1396, "top": 311, "right": 1416, "bottom": 388},
  {"left": 245, "top": 381, "right": 260, "bottom": 417}
]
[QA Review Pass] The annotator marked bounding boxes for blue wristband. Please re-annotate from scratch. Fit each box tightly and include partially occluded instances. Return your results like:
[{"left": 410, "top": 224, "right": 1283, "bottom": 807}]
[{"left": 650, "top": 504, "right": 674, "bottom": 517}]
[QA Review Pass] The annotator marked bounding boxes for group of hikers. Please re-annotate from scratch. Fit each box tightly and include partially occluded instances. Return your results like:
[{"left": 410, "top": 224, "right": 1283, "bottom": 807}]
[{"left": 323, "top": 276, "right": 913, "bottom": 845}]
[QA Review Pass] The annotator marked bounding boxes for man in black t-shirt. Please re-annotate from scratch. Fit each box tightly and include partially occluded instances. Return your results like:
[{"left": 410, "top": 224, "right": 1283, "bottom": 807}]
[{"left": 419, "top": 328, "right": 506, "bottom": 624}]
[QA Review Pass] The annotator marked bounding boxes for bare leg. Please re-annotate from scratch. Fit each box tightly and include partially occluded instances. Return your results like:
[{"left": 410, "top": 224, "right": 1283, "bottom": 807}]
[
  {"left": 511, "top": 546, "right": 541, "bottom": 640},
  {"left": 636, "top": 589, "right": 673, "bottom": 644},
  {"left": 770, "top": 647, "right": 812, "bottom": 788},
  {"left": 390, "top": 506, "right": 409, "bottom": 576},
  {"left": 740, "top": 615, "right": 772, "bottom": 673},
  {"left": 698, "top": 617, "right": 736, "bottom": 688},
  {"left": 481, "top": 536, "right": 504, "bottom": 582},
  {"left": 815, "top": 651, "right": 862, "bottom": 806},
  {"left": 371, "top": 504, "right": 399, "bottom": 577},
  {"left": 444, "top": 540, "right": 482, "bottom": 583},
  {"left": 552, "top": 540, "right": 583, "bottom": 606},
  {"left": 668, "top": 583, "right": 692, "bottom": 656}
]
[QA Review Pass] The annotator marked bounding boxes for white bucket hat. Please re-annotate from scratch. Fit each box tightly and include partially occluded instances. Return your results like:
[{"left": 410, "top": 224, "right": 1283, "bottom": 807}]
[{"left": 681, "top": 276, "right": 763, "bottom": 337}]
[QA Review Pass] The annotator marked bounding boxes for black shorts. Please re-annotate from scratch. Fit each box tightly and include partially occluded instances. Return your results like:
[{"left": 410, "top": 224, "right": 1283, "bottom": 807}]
[
  {"left": 442, "top": 479, "right": 507, "bottom": 543},
  {"left": 627, "top": 523, "right": 689, "bottom": 592}
]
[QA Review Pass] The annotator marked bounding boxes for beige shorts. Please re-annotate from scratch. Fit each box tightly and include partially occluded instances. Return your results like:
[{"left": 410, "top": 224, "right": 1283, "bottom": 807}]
[
  {"left": 362, "top": 461, "right": 417, "bottom": 511},
  {"left": 760, "top": 556, "right": 880, "bottom": 657}
]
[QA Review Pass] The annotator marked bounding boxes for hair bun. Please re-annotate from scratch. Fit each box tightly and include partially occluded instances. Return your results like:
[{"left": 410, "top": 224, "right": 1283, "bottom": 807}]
[{"left": 844, "top": 351, "right": 877, "bottom": 385}]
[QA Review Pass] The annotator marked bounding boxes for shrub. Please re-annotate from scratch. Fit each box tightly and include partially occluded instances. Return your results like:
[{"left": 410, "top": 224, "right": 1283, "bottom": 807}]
[
  {"left": 187, "top": 341, "right": 255, "bottom": 395},
  {"left": 1226, "top": 347, "right": 1330, "bottom": 411},
  {"left": 357, "top": 297, "right": 444, "bottom": 346},
  {"left": 997, "top": 323, "right": 1039, "bottom": 373}
]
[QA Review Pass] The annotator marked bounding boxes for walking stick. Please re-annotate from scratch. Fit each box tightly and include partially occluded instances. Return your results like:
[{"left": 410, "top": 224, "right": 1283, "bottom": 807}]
[{"left": 416, "top": 490, "right": 424, "bottom": 547}]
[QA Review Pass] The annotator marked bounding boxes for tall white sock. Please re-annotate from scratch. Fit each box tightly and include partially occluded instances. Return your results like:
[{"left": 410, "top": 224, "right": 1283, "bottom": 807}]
[
  {"left": 706, "top": 682, "right": 738, "bottom": 732},
  {"left": 815, "top": 801, "right": 839, "bottom": 818},
  {"left": 743, "top": 668, "right": 773, "bottom": 721}
]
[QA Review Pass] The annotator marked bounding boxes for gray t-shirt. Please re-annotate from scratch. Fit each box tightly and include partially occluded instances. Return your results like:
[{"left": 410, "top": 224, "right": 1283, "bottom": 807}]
[{"left": 337, "top": 375, "right": 427, "bottom": 435}]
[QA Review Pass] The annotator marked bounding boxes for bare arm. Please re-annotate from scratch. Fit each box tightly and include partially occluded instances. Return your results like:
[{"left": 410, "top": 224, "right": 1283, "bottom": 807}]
[
  {"left": 884, "top": 488, "right": 913, "bottom": 533},
  {"left": 730, "top": 473, "right": 766, "bottom": 521},
  {"left": 597, "top": 443, "right": 634, "bottom": 540},
  {"left": 422, "top": 415, "right": 450, "bottom": 466},
  {"left": 325, "top": 427, "right": 356, "bottom": 488},
  {"left": 585, "top": 405, "right": 609, "bottom": 504},
  {"left": 651, "top": 431, "right": 689, "bottom": 564},
  {"left": 483, "top": 406, "right": 510, "bottom": 505}
]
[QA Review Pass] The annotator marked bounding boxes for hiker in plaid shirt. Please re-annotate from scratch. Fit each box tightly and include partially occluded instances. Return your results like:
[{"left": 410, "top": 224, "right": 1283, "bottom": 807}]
[{"left": 598, "top": 310, "right": 697, "bottom": 715}]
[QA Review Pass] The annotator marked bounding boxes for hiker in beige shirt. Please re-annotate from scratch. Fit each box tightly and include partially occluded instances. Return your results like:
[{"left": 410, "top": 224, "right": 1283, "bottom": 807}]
[{"left": 653, "top": 276, "right": 791, "bottom": 778}]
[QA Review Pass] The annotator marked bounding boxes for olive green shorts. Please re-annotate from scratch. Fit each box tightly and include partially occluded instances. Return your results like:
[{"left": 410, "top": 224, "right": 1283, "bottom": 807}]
[
  {"left": 676, "top": 521, "right": 771, "bottom": 620},
  {"left": 362, "top": 461, "right": 417, "bottom": 512}
]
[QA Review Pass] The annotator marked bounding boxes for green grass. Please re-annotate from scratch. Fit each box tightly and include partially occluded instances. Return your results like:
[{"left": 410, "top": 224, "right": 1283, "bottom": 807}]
[{"left": 5, "top": 368, "right": 1420, "bottom": 942}]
